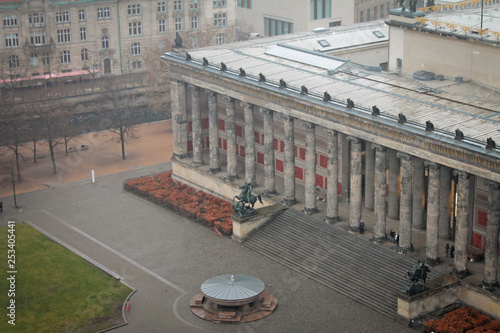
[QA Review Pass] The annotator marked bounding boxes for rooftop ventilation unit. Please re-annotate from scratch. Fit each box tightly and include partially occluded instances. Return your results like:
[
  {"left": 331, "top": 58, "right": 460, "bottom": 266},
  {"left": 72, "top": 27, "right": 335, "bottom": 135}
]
[
  {"left": 413, "top": 70, "right": 435, "bottom": 81},
  {"left": 313, "top": 27, "right": 328, "bottom": 33}
]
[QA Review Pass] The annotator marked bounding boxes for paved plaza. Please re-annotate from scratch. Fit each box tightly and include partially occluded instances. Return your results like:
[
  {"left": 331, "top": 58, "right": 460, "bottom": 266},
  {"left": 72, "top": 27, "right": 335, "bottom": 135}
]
[{"left": 0, "top": 161, "right": 418, "bottom": 332}]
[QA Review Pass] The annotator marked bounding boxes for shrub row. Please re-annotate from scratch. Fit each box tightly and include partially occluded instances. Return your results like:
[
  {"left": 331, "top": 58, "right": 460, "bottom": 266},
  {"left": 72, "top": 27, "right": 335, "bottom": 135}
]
[{"left": 424, "top": 307, "right": 500, "bottom": 333}]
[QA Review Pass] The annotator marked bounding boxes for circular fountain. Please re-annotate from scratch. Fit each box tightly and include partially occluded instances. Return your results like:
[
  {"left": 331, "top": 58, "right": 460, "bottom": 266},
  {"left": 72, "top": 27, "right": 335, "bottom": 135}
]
[{"left": 190, "top": 274, "right": 277, "bottom": 323}]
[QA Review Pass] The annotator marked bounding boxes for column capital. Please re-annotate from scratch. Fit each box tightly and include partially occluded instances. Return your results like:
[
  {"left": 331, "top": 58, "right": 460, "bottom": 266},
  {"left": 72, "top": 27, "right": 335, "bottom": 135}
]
[
  {"left": 187, "top": 84, "right": 198, "bottom": 91},
  {"left": 281, "top": 114, "right": 294, "bottom": 122},
  {"left": 396, "top": 151, "right": 412, "bottom": 161},
  {"left": 302, "top": 120, "right": 316, "bottom": 129},
  {"left": 223, "top": 95, "right": 235, "bottom": 103},
  {"left": 205, "top": 89, "right": 216, "bottom": 97},
  {"left": 261, "top": 107, "right": 273, "bottom": 116},
  {"left": 325, "top": 129, "right": 337, "bottom": 136},
  {"left": 424, "top": 160, "right": 440, "bottom": 169},
  {"left": 241, "top": 102, "right": 253, "bottom": 109},
  {"left": 453, "top": 169, "right": 470, "bottom": 180},
  {"left": 484, "top": 179, "right": 500, "bottom": 190},
  {"left": 346, "top": 135, "right": 360, "bottom": 144},
  {"left": 371, "top": 143, "right": 385, "bottom": 152}
]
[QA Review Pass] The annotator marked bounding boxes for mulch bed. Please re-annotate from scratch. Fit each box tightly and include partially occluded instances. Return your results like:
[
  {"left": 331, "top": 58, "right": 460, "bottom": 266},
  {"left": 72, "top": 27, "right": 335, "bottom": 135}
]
[{"left": 424, "top": 306, "right": 500, "bottom": 333}]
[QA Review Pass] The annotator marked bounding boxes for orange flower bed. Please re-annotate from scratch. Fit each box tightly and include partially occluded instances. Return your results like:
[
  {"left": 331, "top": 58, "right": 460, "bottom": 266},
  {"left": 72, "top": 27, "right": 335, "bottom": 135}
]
[
  {"left": 125, "top": 171, "right": 233, "bottom": 235},
  {"left": 424, "top": 307, "right": 500, "bottom": 333}
]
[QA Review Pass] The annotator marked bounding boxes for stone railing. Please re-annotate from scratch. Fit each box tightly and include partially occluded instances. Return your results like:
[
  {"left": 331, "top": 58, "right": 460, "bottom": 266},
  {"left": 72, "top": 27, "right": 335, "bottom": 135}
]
[
  {"left": 418, "top": 0, "right": 500, "bottom": 13},
  {"left": 414, "top": 16, "right": 500, "bottom": 40}
]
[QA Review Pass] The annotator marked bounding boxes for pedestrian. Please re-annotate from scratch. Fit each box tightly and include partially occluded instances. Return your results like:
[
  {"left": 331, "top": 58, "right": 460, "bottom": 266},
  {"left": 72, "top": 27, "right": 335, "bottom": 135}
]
[
  {"left": 396, "top": 232, "right": 399, "bottom": 246},
  {"left": 445, "top": 243, "right": 450, "bottom": 257},
  {"left": 359, "top": 220, "right": 365, "bottom": 235},
  {"left": 450, "top": 244, "right": 455, "bottom": 258},
  {"left": 390, "top": 229, "right": 395, "bottom": 243},
  {"left": 0, "top": 201, "right": 3, "bottom": 212}
]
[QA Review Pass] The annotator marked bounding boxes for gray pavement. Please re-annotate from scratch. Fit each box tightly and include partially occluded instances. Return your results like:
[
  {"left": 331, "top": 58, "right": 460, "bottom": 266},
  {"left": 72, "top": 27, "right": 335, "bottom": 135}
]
[{"left": 0, "top": 162, "right": 416, "bottom": 333}]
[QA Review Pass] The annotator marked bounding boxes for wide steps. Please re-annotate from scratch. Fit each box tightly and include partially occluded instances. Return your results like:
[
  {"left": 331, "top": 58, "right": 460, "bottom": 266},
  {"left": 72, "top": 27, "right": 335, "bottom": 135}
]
[{"left": 243, "top": 208, "right": 439, "bottom": 319}]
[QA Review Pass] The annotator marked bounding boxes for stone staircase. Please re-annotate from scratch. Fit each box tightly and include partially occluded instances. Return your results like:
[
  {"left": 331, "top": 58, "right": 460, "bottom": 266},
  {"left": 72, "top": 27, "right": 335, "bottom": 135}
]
[{"left": 243, "top": 208, "right": 440, "bottom": 319}]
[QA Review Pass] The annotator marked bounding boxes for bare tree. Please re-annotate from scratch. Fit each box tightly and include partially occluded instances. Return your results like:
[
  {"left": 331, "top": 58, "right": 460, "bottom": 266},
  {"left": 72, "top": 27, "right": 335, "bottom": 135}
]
[
  {"left": 143, "top": 40, "right": 171, "bottom": 116},
  {"left": 100, "top": 78, "right": 139, "bottom": 159},
  {"left": 1, "top": 103, "right": 29, "bottom": 181},
  {"left": 83, "top": 47, "right": 102, "bottom": 91},
  {"left": 0, "top": 154, "right": 22, "bottom": 208}
]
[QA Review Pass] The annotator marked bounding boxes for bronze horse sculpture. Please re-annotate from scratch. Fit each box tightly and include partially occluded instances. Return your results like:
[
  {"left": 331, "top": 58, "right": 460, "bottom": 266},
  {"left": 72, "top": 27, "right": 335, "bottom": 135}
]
[
  {"left": 404, "top": 258, "right": 431, "bottom": 295},
  {"left": 232, "top": 183, "right": 263, "bottom": 217}
]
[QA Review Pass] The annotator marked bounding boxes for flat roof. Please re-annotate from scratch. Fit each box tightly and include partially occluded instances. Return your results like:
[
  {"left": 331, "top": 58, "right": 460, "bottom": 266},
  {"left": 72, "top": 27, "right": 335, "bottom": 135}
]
[{"left": 177, "top": 34, "right": 500, "bottom": 151}]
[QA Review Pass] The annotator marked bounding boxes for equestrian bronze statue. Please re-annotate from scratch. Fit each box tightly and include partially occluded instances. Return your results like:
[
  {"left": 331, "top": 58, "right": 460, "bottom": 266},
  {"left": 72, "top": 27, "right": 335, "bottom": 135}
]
[{"left": 232, "top": 183, "right": 263, "bottom": 217}]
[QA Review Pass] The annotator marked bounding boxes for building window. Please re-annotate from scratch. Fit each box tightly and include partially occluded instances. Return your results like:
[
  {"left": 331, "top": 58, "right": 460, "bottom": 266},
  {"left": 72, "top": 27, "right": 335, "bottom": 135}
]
[
  {"left": 97, "top": 7, "right": 110, "bottom": 19},
  {"left": 190, "top": 0, "right": 198, "bottom": 9},
  {"left": 367, "top": 8, "right": 371, "bottom": 21},
  {"left": 29, "top": 13, "right": 45, "bottom": 27},
  {"left": 387, "top": 2, "right": 391, "bottom": 12},
  {"left": 237, "top": 0, "right": 250, "bottom": 8},
  {"left": 310, "top": 0, "right": 331, "bottom": 20},
  {"left": 42, "top": 53, "right": 50, "bottom": 66},
  {"left": 174, "top": 0, "right": 182, "bottom": 11},
  {"left": 56, "top": 11, "right": 70, "bottom": 23},
  {"left": 128, "top": 4, "right": 141, "bottom": 15},
  {"left": 360, "top": 10, "right": 364, "bottom": 22},
  {"left": 79, "top": 9, "right": 86, "bottom": 21},
  {"left": 214, "top": 13, "right": 226, "bottom": 27},
  {"left": 3, "top": 16, "right": 17, "bottom": 27},
  {"left": 216, "top": 33, "right": 224, "bottom": 45},
  {"left": 5, "top": 33, "right": 19, "bottom": 47},
  {"left": 380, "top": 5, "right": 384, "bottom": 18},
  {"left": 159, "top": 19, "right": 166, "bottom": 32},
  {"left": 9, "top": 55, "right": 19, "bottom": 68},
  {"left": 191, "top": 16, "right": 198, "bottom": 29},
  {"left": 81, "top": 48, "right": 88, "bottom": 61},
  {"left": 129, "top": 22, "right": 142, "bottom": 35},
  {"left": 30, "top": 31, "right": 46, "bottom": 45},
  {"left": 264, "top": 18, "right": 293, "bottom": 37},
  {"left": 175, "top": 18, "right": 182, "bottom": 31},
  {"left": 214, "top": 0, "right": 226, "bottom": 7},
  {"left": 132, "top": 61, "right": 142, "bottom": 69},
  {"left": 102, "top": 36, "right": 109, "bottom": 49},
  {"left": 329, "top": 20, "right": 341, "bottom": 27},
  {"left": 31, "top": 54, "right": 39, "bottom": 67},
  {"left": 131, "top": 42, "right": 141, "bottom": 55},
  {"left": 158, "top": 2, "right": 166, "bottom": 12},
  {"left": 80, "top": 27, "right": 87, "bottom": 41},
  {"left": 57, "top": 29, "right": 71, "bottom": 43},
  {"left": 60, "top": 51, "right": 71, "bottom": 64},
  {"left": 374, "top": 6, "right": 378, "bottom": 20}
]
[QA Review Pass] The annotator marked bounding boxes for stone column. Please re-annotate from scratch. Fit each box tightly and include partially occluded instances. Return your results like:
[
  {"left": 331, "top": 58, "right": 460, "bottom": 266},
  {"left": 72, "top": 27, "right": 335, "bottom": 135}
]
[
  {"left": 439, "top": 166, "right": 451, "bottom": 239},
  {"left": 189, "top": 85, "right": 203, "bottom": 166},
  {"left": 170, "top": 79, "right": 188, "bottom": 158},
  {"left": 303, "top": 121, "right": 318, "bottom": 214},
  {"left": 372, "top": 144, "right": 387, "bottom": 242},
  {"left": 282, "top": 114, "right": 296, "bottom": 205},
  {"left": 341, "top": 134, "right": 350, "bottom": 202},
  {"left": 425, "top": 161, "right": 440, "bottom": 265},
  {"left": 452, "top": 170, "right": 470, "bottom": 278},
  {"left": 365, "top": 142, "right": 375, "bottom": 210},
  {"left": 412, "top": 157, "right": 425, "bottom": 229},
  {"left": 388, "top": 149, "right": 400, "bottom": 219},
  {"left": 262, "top": 108, "right": 276, "bottom": 196},
  {"left": 348, "top": 136, "right": 362, "bottom": 232},
  {"left": 397, "top": 152, "right": 413, "bottom": 254},
  {"left": 224, "top": 96, "right": 237, "bottom": 181},
  {"left": 326, "top": 129, "right": 339, "bottom": 223},
  {"left": 482, "top": 180, "right": 500, "bottom": 291},
  {"left": 242, "top": 102, "right": 256, "bottom": 184},
  {"left": 206, "top": 90, "right": 220, "bottom": 173}
]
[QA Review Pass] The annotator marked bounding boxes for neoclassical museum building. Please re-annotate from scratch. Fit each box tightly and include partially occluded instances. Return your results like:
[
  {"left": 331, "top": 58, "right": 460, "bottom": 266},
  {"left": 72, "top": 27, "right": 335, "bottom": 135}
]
[{"left": 161, "top": 9, "right": 500, "bottom": 289}]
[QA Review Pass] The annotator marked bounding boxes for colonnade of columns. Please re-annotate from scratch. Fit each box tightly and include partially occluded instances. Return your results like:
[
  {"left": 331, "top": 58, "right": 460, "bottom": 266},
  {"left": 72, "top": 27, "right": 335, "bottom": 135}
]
[{"left": 171, "top": 80, "right": 500, "bottom": 290}]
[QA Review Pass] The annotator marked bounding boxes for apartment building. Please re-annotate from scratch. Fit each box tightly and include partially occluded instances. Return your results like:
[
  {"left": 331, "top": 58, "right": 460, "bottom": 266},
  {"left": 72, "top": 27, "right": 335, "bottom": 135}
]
[{"left": 0, "top": 0, "right": 236, "bottom": 82}]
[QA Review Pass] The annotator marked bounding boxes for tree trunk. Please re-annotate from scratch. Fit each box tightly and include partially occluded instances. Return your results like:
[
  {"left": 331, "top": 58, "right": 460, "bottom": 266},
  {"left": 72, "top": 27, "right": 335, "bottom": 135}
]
[
  {"left": 121, "top": 130, "right": 126, "bottom": 159},
  {"left": 15, "top": 146, "right": 21, "bottom": 182},
  {"left": 49, "top": 139, "right": 57, "bottom": 174},
  {"left": 65, "top": 138, "right": 69, "bottom": 156},
  {"left": 33, "top": 139, "right": 37, "bottom": 163}
]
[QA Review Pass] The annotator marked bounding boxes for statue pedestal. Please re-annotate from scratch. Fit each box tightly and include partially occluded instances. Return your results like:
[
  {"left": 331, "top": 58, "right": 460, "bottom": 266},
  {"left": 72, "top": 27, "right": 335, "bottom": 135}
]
[{"left": 231, "top": 204, "right": 287, "bottom": 242}]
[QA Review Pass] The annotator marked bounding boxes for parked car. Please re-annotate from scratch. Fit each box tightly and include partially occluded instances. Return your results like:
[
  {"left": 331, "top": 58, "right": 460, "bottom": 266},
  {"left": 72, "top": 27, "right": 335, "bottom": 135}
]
[
  {"left": 80, "top": 145, "right": 90, "bottom": 150},
  {"left": 67, "top": 146, "right": 77, "bottom": 153}
]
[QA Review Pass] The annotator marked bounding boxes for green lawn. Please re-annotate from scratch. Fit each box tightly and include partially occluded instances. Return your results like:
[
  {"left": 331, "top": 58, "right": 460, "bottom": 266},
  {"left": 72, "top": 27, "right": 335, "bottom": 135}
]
[{"left": 0, "top": 223, "right": 132, "bottom": 333}]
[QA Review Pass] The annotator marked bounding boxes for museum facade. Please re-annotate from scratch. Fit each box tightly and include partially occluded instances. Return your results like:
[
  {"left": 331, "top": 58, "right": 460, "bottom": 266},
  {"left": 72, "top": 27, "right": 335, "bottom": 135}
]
[{"left": 161, "top": 32, "right": 500, "bottom": 289}]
